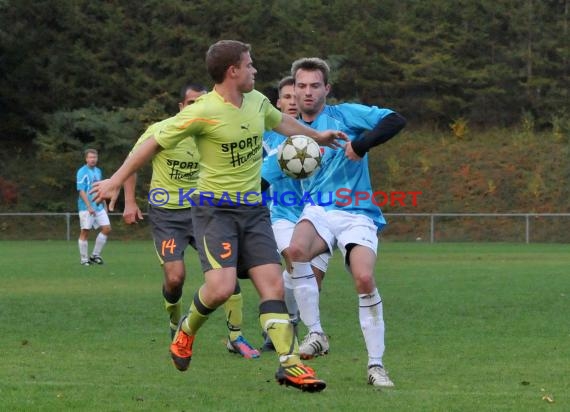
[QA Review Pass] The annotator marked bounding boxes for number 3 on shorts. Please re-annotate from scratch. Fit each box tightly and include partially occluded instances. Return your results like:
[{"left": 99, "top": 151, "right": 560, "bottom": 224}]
[{"left": 220, "top": 242, "right": 232, "bottom": 259}]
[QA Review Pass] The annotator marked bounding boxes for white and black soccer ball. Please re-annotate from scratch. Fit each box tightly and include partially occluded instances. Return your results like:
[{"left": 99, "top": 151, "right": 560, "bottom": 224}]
[{"left": 277, "top": 135, "right": 322, "bottom": 179}]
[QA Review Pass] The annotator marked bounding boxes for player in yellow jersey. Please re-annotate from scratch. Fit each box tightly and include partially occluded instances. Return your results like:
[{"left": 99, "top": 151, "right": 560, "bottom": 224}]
[
  {"left": 120, "top": 82, "right": 259, "bottom": 358},
  {"left": 92, "top": 40, "right": 346, "bottom": 392}
]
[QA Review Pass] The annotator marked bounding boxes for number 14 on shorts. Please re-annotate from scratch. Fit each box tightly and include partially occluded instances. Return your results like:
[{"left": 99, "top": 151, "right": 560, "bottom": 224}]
[{"left": 161, "top": 238, "right": 177, "bottom": 256}]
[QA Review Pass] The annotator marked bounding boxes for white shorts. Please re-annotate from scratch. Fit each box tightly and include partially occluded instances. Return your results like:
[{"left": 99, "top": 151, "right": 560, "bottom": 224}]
[
  {"left": 79, "top": 209, "right": 110, "bottom": 230},
  {"left": 299, "top": 205, "right": 378, "bottom": 259},
  {"left": 327, "top": 210, "right": 378, "bottom": 259},
  {"left": 298, "top": 205, "right": 335, "bottom": 254},
  {"left": 272, "top": 218, "right": 330, "bottom": 273}
]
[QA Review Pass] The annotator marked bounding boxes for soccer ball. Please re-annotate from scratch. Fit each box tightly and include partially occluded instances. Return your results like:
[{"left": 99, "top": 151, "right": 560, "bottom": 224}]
[{"left": 277, "top": 135, "right": 322, "bottom": 179}]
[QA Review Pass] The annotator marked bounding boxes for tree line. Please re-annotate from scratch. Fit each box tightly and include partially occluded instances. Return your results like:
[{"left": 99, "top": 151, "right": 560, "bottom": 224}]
[{"left": 0, "top": 0, "right": 568, "bottom": 211}]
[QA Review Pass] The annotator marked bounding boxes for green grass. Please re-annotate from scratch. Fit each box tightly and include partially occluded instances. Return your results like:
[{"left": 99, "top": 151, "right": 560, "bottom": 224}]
[{"left": 1, "top": 241, "right": 569, "bottom": 411}]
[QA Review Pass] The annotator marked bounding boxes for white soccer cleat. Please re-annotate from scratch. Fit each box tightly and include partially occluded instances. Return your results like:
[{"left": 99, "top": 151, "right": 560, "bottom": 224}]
[
  {"left": 299, "top": 332, "right": 329, "bottom": 359},
  {"left": 367, "top": 365, "right": 394, "bottom": 388}
]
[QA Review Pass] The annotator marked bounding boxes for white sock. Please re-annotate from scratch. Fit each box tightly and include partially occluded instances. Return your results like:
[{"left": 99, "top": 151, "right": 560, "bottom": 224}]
[
  {"left": 291, "top": 261, "right": 322, "bottom": 334},
  {"left": 282, "top": 270, "right": 299, "bottom": 322},
  {"left": 359, "top": 288, "right": 385, "bottom": 367},
  {"left": 78, "top": 239, "right": 88, "bottom": 262},
  {"left": 92, "top": 233, "right": 107, "bottom": 256}
]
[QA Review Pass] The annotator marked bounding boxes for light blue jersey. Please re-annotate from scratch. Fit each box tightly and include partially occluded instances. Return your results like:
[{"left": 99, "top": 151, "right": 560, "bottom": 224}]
[
  {"left": 76, "top": 165, "right": 104, "bottom": 212},
  {"left": 300, "top": 103, "right": 394, "bottom": 231},
  {"left": 262, "top": 130, "right": 304, "bottom": 224}
]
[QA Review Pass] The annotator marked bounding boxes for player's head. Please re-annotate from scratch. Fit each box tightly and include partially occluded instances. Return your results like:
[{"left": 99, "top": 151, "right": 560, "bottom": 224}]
[
  {"left": 84, "top": 148, "right": 98, "bottom": 167},
  {"left": 290, "top": 57, "right": 331, "bottom": 118},
  {"left": 179, "top": 82, "right": 207, "bottom": 111},
  {"left": 291, "top": 58, "right": 330, "bottom": 85},
  {"left": 206, "top": 40, "right": 256, "bottom": 92},
  {"left": 276, "top": 76, "right": 297, "bottom": 116}
]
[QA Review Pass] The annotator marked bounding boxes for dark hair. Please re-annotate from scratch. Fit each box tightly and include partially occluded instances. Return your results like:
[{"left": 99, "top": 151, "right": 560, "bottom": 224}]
[
  {"left": 179, "top": 82, "right": 207, "bottom": 101},
  {"left": 84, "top": 148, "right": 98, "bottom": 157},
  {"left": 206, "top": 40, "right": 251, "bottom": 84},
  {"left": 277, "top": 76, "right": 295, "bottom": 95},
  {"left": 290, "top": 57, "right": 330, "bottom": 85}
]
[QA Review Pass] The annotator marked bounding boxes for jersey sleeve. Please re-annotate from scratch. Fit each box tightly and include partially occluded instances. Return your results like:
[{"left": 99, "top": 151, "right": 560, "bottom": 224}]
[
  {"left": 263, "top": 98, "right": 283, "bottom": 131},
  {"left": 76, "top": 168, "right": 88, "bottom": 192},
  {"left": 333, "top": 103, "right": 394, "bottom": 137},
  {"left": 154, "top": 108, "right": 201, "bottom": 150},
  {"left": 130, "top": 122, "right": 160, "bottom": 156}
]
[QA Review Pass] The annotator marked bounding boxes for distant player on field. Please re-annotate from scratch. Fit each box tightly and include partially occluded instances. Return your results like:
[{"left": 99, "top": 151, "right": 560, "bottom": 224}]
[{"left": 76, "top": 148, "right": 111, "bottom": 266}]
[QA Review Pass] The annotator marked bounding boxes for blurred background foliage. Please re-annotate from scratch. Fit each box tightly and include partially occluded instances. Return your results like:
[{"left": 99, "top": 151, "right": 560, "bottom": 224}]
[{"left": 0, "top": 0, "right": 568, "bottom": 213}]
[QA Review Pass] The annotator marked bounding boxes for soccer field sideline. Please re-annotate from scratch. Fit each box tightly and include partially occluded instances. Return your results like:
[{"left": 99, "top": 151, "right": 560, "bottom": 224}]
[{"left": 1, "top": 241, "right": 568, "bottom": 411}]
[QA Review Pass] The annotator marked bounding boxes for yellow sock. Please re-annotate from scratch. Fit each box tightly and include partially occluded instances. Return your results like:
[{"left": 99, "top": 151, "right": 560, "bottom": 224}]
[
  {"left": 164, "top": 298, "right": 182, "bottom": 331},
  {"left": 223, "top": 292, "right": 243, "bottom": 341},
  {"left": 259, "top": 300, "right": 300, "bottom": 367},
  {"left": 182, "top": 289, "right": 215, "bottom": 335}
]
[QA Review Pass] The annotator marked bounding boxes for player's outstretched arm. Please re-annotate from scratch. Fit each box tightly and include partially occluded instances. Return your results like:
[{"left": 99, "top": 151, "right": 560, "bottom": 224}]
[
  {"left": 350, "top": 112, "right": 407, "bottom": 157},
  {"left": 275, "top": 113, "right": 348, "bottom": 148},
  {"left": 91, "top": 137, "right": 159, "bottom": 204}
]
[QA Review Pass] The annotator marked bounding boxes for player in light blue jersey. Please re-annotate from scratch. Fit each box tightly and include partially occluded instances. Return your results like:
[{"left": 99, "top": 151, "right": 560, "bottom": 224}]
[
  {"left": 76, "top": 148, "right": 111, "bottom": 266},
  {"left": 287, "top": 58, "right": 406, "bottom": 388},
  {"left": 300, "top": 104, "right": 394, "bottom": 228},
  {"left": 260, "top": 77, "right": 330, "bottom": 352},
  {"left": 262, "top": 77, "right": 306, "bottom": 238},
  {"left": 262, "top": 131, "right": 304, "bottom": 224}
]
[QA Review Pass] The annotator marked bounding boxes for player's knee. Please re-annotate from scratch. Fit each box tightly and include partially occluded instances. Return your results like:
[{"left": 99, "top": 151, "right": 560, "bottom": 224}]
[
  {"left": 287, "top": 242, "right": 311, "bottom": 262},
  {"left": 165, "top": 272, "right": 185, "bottom": 289},
  {"left": 164, "top": 264, "right": 185, "bottom": 287},
  {"left": 164, "top": 262, "right": 185, "bottom": 287},
  {"left": 203, "top": 278, "right": 236, "bottom": 305},
  {"left": 210, "top": 287, "right": 235, "bottom": 306},
  {"left": 353, "top": 273, "right": 375, "bottom": 294},
  {"left": 101, "top": 226, "right": 112, "bottom": 235}
]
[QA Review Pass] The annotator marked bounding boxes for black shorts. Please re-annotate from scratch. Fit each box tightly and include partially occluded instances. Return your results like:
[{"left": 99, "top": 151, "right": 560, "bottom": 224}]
[
  {"left": 191, "top": 202, "right": 280, "bottom": 278},
  {"left": 149, "top": 205, "right": 196, "bottom": 264}
]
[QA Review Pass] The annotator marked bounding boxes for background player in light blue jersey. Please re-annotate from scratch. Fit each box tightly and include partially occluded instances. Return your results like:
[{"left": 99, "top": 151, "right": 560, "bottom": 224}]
[
  {"left": 76, "top": 148, "right": 111, "bottom": 266},
  {"left": 261, "top": 76, "right": 330, "bottom": 352},
  {"left": 287, "top": 57, "right": 406, "bottom": 388}
]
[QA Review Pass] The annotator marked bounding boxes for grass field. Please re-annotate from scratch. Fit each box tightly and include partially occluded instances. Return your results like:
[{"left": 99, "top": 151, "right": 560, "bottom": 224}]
[{"left": 1, "top": 241, "right": 569, "bottom": 411}]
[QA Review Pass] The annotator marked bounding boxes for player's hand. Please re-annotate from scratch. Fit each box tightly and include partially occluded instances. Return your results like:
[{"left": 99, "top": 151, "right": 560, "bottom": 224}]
[
  {"left": 91, "top": 179, "right": 120, "bottom": 205},
  {"left": 283, "top": 256, "right": 293, "bottom": 274},
  {"left": 344, "top": 141, "right": 363, "bottom": 161},
  {"left": 108, "top": 190, "right": 121, "bottom": 212},
  {"left": 314, "top": 130, "right": 348, "bottom": 149},
  {"left": 123, "top": 203, "right": 144, "bottom": 224}
]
